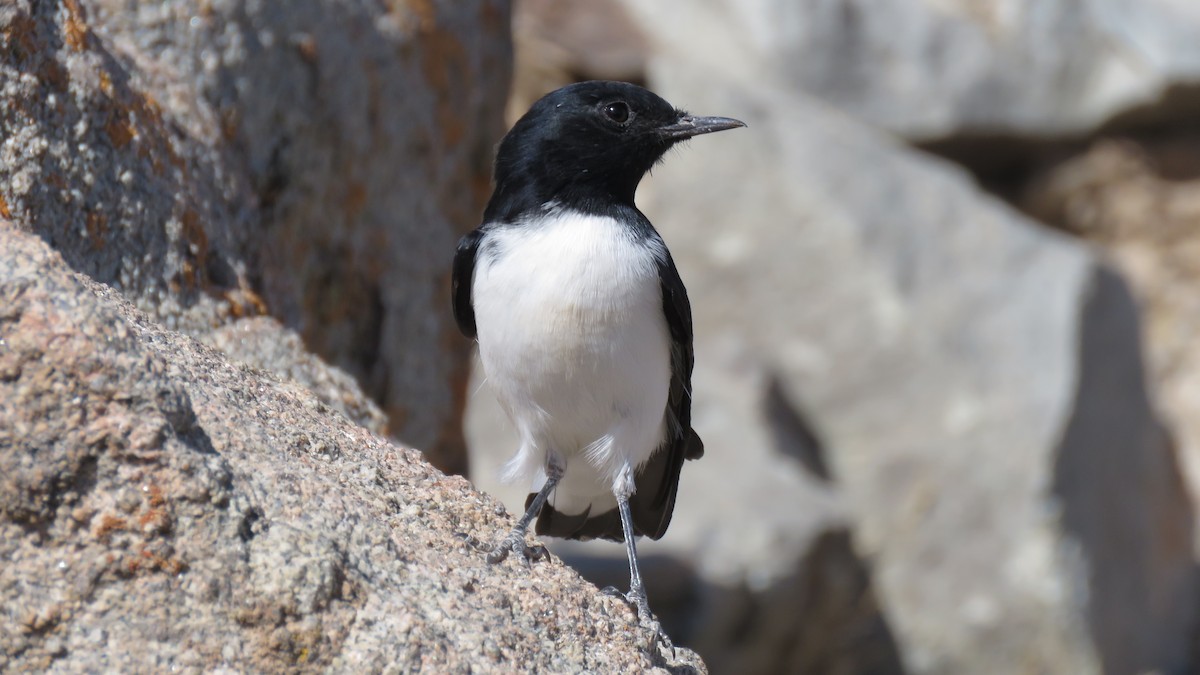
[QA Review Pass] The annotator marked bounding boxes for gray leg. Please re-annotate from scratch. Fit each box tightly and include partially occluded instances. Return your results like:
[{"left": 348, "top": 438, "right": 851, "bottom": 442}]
[
  {"left": 616, "top": 488, "right": 675, "bottom": 652},
  {"left": 616, "top": 494, "right": 651, "bottom": 620},
  {"left": 483, "top": 460, "right": 563, "bottom": 564}
]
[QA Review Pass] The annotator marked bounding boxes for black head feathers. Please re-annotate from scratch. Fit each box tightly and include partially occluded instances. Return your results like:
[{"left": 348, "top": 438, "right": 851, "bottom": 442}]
[{"left": 484, "top": 81, "right": 744, "bottom": 222}]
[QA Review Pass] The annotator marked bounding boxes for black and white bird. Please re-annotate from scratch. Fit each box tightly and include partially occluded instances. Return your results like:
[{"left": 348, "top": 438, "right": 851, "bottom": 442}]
[{"left": 452, "top": 80, "right": 743, "bottom": 639}]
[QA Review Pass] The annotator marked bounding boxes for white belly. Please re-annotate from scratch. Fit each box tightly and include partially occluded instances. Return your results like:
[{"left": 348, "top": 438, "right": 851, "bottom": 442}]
[{"left": 472, "top": 209, "right": 671, "bottom": 510}]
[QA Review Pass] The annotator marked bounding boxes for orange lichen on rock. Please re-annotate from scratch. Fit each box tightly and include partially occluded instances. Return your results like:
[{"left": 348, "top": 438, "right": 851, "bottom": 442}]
[
  {"left": 294, "top": 33, "right": 318, "bottom": 63},
  {"left": 136, "top": 546, "right": 187, "bottom": 575},
  {"left": 144, "top": 483, "right": 166, "bottom": 508},
  {"left": 104, "top": 108, "right": 136, "bottom": 148},
  {"left": 85, "top": 210, "right": 107, "bottom": 249},
  {"left": 137, "top": 506, "right": 172, "bottom": 535},
  {"left": 62, "top": 0, "right": 90, "bottom": 51},
  {"left": 98, "top": 69, "right": 114, "bottom": 96},
  {"left": 224, "top": 287, "right": 270, "bottom": 318},
  {"left": 94, "top": 513, "right": 127, "bottom": 541},
  {"left": 3, "top": 12, "right": 39, "bottom": 61},
  {"left": 176, "top": 208, "right": 210, "bottom": 291},
  {"left": 40, "top": 59, "right": 69, "bottom": 92},
  {"left": 181, "top": 208, "right": 209, "bottom": 262}
]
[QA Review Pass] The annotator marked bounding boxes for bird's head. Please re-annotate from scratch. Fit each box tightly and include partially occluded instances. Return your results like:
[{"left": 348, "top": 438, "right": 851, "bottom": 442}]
[{"left": 486, "top": 80, "right": 745, "bottom": 221}]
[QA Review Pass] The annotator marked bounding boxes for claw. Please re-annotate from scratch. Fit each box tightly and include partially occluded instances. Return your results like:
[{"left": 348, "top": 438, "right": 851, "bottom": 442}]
[
  {"left": 643, "top": 615, "right": 675, "bottom": 655},
  {"left": 479, "top": 531, "right": 547, "bottom": 566},
  {"left": 629, "top": 592, "right": 674, "bottom": 653},
  {"left": 600, "top": 584, "right": 675, "bottom": 654},
  {"left": 470, "top": 465, "right": 562, "bottom": 567},
  {"left": 526, "top": 543, "right": 550, "bottom": 563}
]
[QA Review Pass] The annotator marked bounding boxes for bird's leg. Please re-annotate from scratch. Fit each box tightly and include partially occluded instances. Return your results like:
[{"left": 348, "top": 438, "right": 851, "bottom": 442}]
[
  {"left": 614, "top": 469, "right": 674, "bottom": 652},
  {"left": 481, "top": 456, "right": 564, "bottom": 565}
]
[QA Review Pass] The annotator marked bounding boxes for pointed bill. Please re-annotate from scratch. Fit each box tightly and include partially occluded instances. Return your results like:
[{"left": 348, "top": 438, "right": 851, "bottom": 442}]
[{"left": 658, "top": 115, "right": 747, "bottom": 140}]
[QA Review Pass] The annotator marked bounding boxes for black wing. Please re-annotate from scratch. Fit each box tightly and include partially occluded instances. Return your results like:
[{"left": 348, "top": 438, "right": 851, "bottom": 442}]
[
  {"left": 656, "top": 247, "right": 702, "bottom": 462},
  {"left": 452, "top": 229, "right": 484, "bottom": 338},
  {"left": 628, "top": 247, "right": 705, "bottom": 539}
]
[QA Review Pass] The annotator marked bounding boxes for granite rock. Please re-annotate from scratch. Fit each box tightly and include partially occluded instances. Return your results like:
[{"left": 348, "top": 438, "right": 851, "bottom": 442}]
[
  {"left": 0, "top": 222, "right": 705, "bottom": 673},
  {"left": 0, "top": 0, "right": 512, "bottom": 474},
  {"left": 202, "top": 316, "right": 388, "bottom": 435}
]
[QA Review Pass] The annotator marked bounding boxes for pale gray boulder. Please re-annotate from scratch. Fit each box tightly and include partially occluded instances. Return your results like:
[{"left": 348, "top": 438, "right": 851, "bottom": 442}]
[
  {"left": 644, "top": 64, "right": 1196, "bottom": 674},
  {"left": 616, "top": 0, "right": 1200, "bottom": 141}
]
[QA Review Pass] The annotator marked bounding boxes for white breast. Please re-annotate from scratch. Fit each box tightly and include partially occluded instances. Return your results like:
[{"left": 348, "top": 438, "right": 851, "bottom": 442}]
[{"left": 472, "top": 209, "right": 672, "bottom": 510}]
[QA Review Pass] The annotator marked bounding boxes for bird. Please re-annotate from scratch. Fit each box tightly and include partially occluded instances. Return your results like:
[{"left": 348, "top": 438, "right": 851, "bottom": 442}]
[{"left": 452, "top": 80, "right": 744, "bottom": 642}]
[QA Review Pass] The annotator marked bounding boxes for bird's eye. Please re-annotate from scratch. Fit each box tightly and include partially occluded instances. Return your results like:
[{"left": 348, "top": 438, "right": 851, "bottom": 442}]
[{"left": 603, "top": 101, "right": 631, "bottom": 125}]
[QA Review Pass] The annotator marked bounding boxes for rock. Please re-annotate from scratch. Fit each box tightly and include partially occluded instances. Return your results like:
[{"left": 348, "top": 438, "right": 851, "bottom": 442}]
[
  {"left": 202, "top": 317, "right": 388, "bottom": 435},
  {"left": 0, "top": 222, "right": 706, "bottom": 673},
  {"left": 0, "top": 0, "right": 513, "bottom": 474},
  {"left": 615, "top": 0, "right": 1200, "bottom": 141},
  {"left": 645, "top": 60, "right": 1196, "bottom": 673},
  {"left": 507, "top": 0, "right": 648, "bottom": 122},
  {"left": 1022, "top": 138, "right": 1200, "bottom": 533}
]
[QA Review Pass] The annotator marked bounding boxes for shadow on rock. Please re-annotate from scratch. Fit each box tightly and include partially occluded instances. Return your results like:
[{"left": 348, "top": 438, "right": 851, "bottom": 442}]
[
  {"left": 560, "top": 528, "right": 904, "bottom": 675},
  {"left": 1053, "top": 266, "right": 1199, "bottom": 674}
]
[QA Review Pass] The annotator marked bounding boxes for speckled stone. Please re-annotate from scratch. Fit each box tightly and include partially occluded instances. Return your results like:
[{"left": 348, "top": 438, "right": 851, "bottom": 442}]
[
  {"left": 0, "top": 0, "right": 510, "bottom": 475},
  {"left": 0, "top": 223, "right": 706, "bottom": 673}
]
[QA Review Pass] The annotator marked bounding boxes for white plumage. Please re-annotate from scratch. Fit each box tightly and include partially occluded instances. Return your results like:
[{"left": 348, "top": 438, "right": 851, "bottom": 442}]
[{"left": 472, "top": 206, "right": 672, "bottom": 516}]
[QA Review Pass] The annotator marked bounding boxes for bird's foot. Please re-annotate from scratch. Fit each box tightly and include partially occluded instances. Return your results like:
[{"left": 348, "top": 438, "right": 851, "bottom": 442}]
[
  {"left": 602, "top": 585, "right": 675, "bottom": 654},
  {"left": 458, "top": 531, "right": 548, "bottom": 566}
]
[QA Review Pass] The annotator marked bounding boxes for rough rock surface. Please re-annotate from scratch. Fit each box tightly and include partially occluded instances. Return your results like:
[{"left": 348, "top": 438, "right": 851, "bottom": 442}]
[
  {"left": 615, "top": 0, "right": 1200, "bottom": 141},
  {"left": 202, "top": 317, "right": 388, "bottom": 435},
  {"left": 0, "top": 222, "right": 705, "bottom": 673},
  {"left": 0, "top": 0, "right": 512, "bottom": 474}
]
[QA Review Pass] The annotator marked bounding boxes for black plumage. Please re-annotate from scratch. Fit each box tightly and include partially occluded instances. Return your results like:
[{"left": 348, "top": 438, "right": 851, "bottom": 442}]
[
  {"left": 452, "top": 81, "right": 720, "bottom": 543},
  {"left": 451, "top": 80, "right": 742, "bottom": 640}
]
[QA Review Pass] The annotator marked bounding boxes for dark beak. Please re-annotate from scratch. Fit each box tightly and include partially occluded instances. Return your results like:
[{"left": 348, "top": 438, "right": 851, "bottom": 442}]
[{"left": 658, "top": 115, "right": 746, "bottom": 140}]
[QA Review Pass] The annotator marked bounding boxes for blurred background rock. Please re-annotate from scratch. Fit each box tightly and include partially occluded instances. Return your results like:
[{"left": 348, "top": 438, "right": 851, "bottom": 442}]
[
  {"left": 0, "top": 0, "right": 511, "bottom": 476},
  {"left": 5, "top": 0, "right": 1200, "bottom": 673},
  {"left": 468, "top": 0, "right": 1200, "bottom": 673}
]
